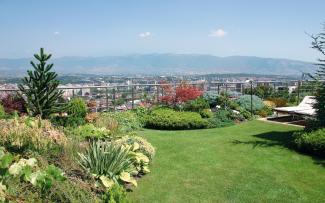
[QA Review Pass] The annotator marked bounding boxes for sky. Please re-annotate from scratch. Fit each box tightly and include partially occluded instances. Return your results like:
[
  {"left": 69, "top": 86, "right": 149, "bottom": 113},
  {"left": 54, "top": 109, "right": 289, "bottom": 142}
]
[{"left": 0, "top": 0, "right": 324, "bottom": 61}]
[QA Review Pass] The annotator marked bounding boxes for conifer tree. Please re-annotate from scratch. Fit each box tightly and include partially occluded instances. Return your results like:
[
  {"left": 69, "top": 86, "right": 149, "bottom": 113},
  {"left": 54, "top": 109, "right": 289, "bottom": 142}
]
[
  {"left": 18, "top": 48, "right": 63, "bottom": 118},
  {"left": 311, "top": 24, "right": 325, "bottom": 127}
]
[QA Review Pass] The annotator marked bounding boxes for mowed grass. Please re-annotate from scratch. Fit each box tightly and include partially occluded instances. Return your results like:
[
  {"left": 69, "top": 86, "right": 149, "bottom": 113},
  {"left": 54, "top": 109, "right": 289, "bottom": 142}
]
[{"left": 129, "top": 121, "right": 325, "bottom": 203}]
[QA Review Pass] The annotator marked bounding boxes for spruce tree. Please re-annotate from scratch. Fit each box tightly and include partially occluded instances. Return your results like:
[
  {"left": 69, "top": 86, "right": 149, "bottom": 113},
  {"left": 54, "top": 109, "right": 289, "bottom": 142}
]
[
  {"left": 311, "top": 24, "right": 325, "bottom": 127},
  {"left": 18, "top": 48, "right": 63, "bottom": 118}
]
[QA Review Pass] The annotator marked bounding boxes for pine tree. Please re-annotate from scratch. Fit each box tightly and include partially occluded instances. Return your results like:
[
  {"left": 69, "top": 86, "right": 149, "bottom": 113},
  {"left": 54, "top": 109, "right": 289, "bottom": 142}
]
[
  {"left": 18, "top": 48, "right": 63, "bottom": 118},
  {"left": 311, "top": 24, "right": 325, "bottom": 127}
]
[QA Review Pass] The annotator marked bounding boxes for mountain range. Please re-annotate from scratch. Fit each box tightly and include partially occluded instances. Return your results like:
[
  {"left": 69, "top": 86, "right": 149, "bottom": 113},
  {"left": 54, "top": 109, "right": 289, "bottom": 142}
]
[{"left": 0, "top": 54, "right": 316, "bottom": 76}]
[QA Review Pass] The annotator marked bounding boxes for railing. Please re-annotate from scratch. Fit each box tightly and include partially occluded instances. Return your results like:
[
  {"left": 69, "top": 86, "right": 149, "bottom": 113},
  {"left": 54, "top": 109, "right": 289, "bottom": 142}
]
[{"left": 0, "top": 80, "right": 321, "bottom": 112}]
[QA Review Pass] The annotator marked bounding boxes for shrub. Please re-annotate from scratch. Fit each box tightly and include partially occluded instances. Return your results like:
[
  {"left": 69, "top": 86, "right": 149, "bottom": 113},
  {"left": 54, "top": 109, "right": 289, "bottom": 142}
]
[
  {"left": 235, "top": 95, "right": 264, "bottom": 113},
  {"left": 113, "top": 136, "right": 155, "bottom": 161},
  {"left": 203, "top": 91, "right": 219, "bottom": 108},
  {"left": 0, "top": 104, "right": 5, "bottom": 119},
  {"left": 51, "top": 115, "right": 86, "bottom": 127},
  {"left": 199, "top": 109, "right": 213, "bottom": 118},
  {"left": 268, "top": 98, "right": 288, "bottom": 107},
  {"left": 85, "top": 112, "right": 99, "bottom": 123},
  {"left": 102, "top": 184, "right": 129, "bottom": 203},
  {"left": 183, "top": 97, "right": 209, "bottom": 112},
  {"left": 67, "top": 124, "right": 111, "bottom": 140},
  {"left": 206, "top": 110, "right": 235, "bottom": 128},
  {"left": 67, "top": 98, "right": 87, "bottom": 118},
  {"left": 257, "top": 106, "right": 273, "bottom": 117},
  {"left": 145, "top": 108, "right": 208, "bottom": 130},
  {"left": 96, "top": 111, "right": 142, "bottom": 134},
  {"left": 132, "top": 107, "right": 150, "bottom": 126},
  {"left": 263, "top": 100, "right": 276, "bottom": 108},
  {"left": 0, "top": 117, "right": 66, "bottom": 152},
  {"left": 294, "top": 128, "right": 325, "bottom": 157},
  {"left": 0, "top": 94, "right": 27, "bottom": 115}
]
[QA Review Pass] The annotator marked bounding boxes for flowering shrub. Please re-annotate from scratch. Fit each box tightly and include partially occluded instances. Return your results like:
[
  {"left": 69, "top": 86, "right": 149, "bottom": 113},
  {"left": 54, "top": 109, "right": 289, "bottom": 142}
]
[{"left": 0, "top": 94, "right": 26, "bottom": 115}]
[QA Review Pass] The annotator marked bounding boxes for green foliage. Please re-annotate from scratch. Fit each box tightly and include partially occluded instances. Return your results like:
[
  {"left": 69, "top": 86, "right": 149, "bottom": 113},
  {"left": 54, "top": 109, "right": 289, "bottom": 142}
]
[
  {"left": 199, "top": 109, "right": 213, "bottom": 118},
  {"left": 216, "top": 92, "right": 232, "bottom": 109},
  {"left": 294, "top": 128, "right": 325, "bottom": 157},
  {"left": 206, "top": 110, "right": 235, "bottom": 128},
  {"left": 96, "top": 111, "right": 142, "bottom": 134},
  {"left": 113, "top": 136, "right": 155, "bottom": 161},
  {"left": 67, "top": 98, "right": 88, "bottom": 118},
  {"left": 257, "top": 105, "right": 273, "bottom": 117},
  {"left": 132, "top": 106, "right": 150, "bottom": 126},
  {"left": 314, "top": 82, "right": 325, "bottom": 127},
  {"left": 203, "top": 91, "right": 219, "bottom": 108},
  {"left": 244, "top": 85, "right": 275, "bottom": 99},
  {"left": 0, "top": 104, "right": 5, "bottom": 119},
  {"left": 51, "top": 115, "right": 86, "bottom": 127},
  {"left": 183, "top": 97, "right": 209, "bottom": 112},
  {"left": 145, "top": 108, "right": 208, "bottom": 130},
  {"left": 66, "top": 123, "right": 111, "bottom": 140},
  {"left": 18, "top": 48, "right": 63, "bottom": 118},
  {"left": 235, "top": 95, "right": 265, "bottom": 113},
  {"left": 30, "top": 165, "right": 66, "bottom": 193},
  {"left": 102, "top": 184, "right": 129, "bottom": 203},
  {"left": 311, "top": 24, "right": 325, "bottom": 127},
  {"left": 78, "top": 141, "right": 133, "bottom": 182}
]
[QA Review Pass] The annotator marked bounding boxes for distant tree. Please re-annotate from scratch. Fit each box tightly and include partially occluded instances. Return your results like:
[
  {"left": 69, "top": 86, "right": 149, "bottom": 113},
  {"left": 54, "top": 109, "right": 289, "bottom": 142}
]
[
  {"left": 18, "top": 48, "right": 63, "bottom": 118},
  {"left": 311, "top": 24, "right": 325, "bottom": 127}
]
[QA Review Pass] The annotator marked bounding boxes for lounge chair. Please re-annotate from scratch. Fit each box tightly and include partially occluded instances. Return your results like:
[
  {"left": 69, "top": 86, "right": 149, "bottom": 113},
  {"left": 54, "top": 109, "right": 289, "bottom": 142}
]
[{"left": 274, "top": 96, "right": 316, "bottom": 116}]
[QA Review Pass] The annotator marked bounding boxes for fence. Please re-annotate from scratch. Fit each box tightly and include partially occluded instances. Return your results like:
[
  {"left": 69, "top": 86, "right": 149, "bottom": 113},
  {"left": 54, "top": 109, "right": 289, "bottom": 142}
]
[{"left": 0, "top": 80, "right": 320, "bottom": 112}]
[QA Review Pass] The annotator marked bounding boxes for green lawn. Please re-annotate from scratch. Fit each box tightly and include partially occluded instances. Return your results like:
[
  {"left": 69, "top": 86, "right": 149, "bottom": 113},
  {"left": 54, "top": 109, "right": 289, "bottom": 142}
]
[{"left": 129, "top": 121, "right": 325, "bottom": 203}]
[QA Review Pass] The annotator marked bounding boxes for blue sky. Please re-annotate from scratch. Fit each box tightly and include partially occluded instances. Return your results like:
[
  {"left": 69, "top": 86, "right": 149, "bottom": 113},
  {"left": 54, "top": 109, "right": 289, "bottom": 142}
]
[{"left": 0, "top": 0, "right": 324, "bottom": 61}]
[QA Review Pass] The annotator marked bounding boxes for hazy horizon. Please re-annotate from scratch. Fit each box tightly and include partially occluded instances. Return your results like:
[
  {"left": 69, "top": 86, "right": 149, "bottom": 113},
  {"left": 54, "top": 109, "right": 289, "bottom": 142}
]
[{"left": 1, "top": 0, "right": 324, "bottom": 62}]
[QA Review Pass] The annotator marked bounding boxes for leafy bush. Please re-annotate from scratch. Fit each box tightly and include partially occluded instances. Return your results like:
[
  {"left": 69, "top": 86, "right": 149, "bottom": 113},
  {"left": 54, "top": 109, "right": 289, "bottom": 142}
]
[
  {"left": 294, "top": 128, "right": 325, "bottom": 157},
  {"left": 257, "top": 106, "right": 273, "bottom": 117},
  {"left": 51, "top": 115, "right": 86, "bottom": 127},
  {"left": 67, "top": 124, "right": 111, "bottom": 140},
  {"left": 113, "top": 136, "right": 155, "bottom": 161},
  {"left": 102, "top": 184, "right": 129, "bottom": 203},
  {"left": 183, "top": 97, "right": 209, "bottom": 112},
  {"left": 0, "top": 104, "right": 5, "bottom": 119},
  {"left": 96, "top": 111, "right": 142, "bottom": 134},
  {"left": 0, "top": 117, "right": 66, "bottom": 152},
  {"left": 206, "top": 110, "right": 235, "bottom": 128},
  {"left": 199, "top": 109, "right": 213, "bottom": 118},
  {"left": 203, "top": 91, "right": 219, "bottom": 108},
  {"left": 145, "top": 108, "right": 208, "bottom": 130},
  {"left": 268, "top": 98, "right": 288, "bottom": 107},
  {"left": 132, "top": 107, "right": 150, "bottom": 126},
  {"left": 67, "top": 98, "right": 87, "bottom": 118},
  {"left": 235, "top": 95, "right": 264, "bottom": 113}
]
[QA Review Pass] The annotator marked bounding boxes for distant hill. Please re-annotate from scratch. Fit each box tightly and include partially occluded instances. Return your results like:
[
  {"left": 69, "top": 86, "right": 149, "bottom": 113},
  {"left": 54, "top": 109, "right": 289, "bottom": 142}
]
[{"left": 0, "top": 54, "right": 316, "bottom": 76}]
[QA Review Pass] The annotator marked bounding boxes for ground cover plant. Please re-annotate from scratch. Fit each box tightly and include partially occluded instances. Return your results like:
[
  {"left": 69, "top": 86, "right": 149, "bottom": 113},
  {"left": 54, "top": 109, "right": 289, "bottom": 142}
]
[{"left": 129, "top": 121, "right": 325, "bottom": 203}]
